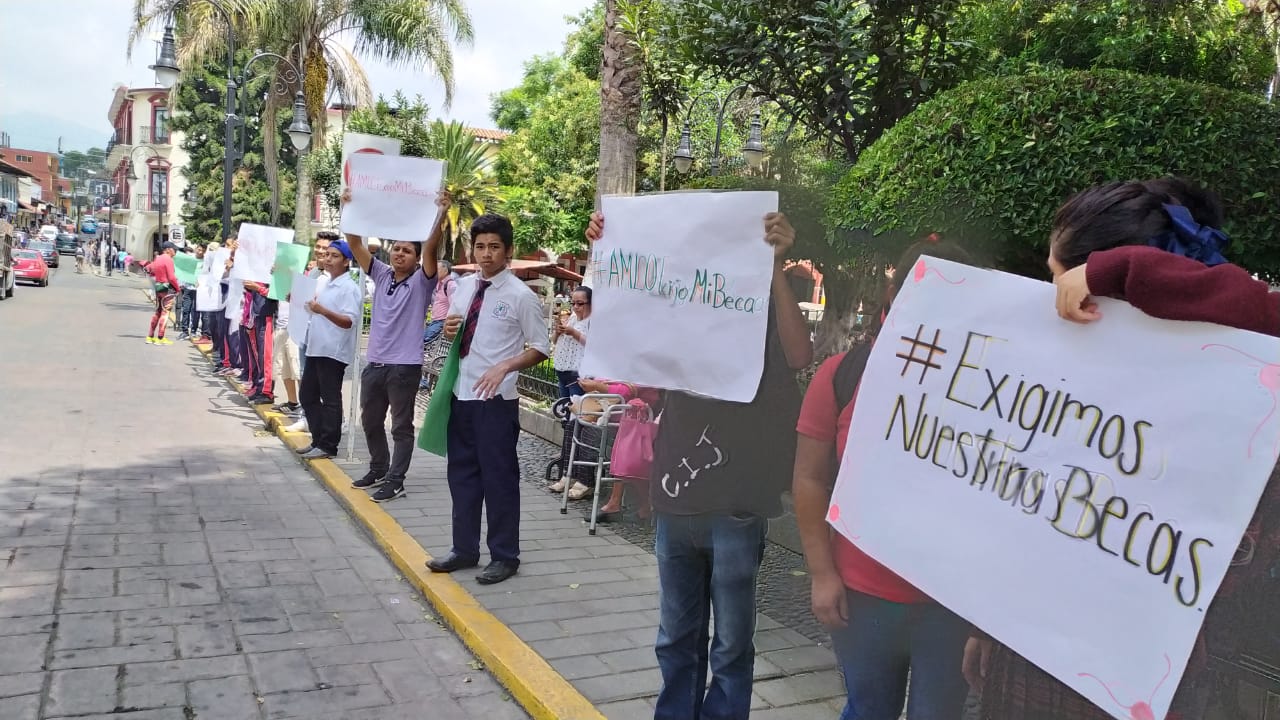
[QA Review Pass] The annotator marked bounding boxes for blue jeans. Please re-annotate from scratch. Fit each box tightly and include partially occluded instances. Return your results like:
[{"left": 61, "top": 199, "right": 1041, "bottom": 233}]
[
  {"left": 555, "top": 369, "right": 581, "bottom": 399},
  {"left": 423, "top": 318, "right": 444, "bottom": 345},
  {"left": 830, "top": 589, "right": 971, "bottom": 720},
  {"left": 654, "top": 512, "right": 766, "bottom": 720}
]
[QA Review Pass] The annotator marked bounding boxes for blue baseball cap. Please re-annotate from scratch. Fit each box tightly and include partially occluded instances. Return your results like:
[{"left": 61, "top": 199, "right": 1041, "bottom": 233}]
[{"left": 329, "top": 240, "right": 354, "bottom": 260}]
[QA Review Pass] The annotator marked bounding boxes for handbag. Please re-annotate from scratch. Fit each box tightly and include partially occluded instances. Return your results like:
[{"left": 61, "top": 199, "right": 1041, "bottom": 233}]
[
  {"left": 416, "top": 330, "right": 464, "bottom": 456},
  {"left": 610, "top": 399, "right": 657, "bottom": 480}
]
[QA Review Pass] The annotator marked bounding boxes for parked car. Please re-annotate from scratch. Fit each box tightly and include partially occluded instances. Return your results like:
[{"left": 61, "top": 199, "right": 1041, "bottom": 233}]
[
  {"left": 31, "top": 240, "right": 58, "bottom": 268},
  {"left": 13, "top": 249, "right": 49, "bottom": 286},
  {"left": 80, "top": 218, "right": 98, "bottom": 235},
  {"left": 55, "top": 233, "right": 78, "bottom": 255}
]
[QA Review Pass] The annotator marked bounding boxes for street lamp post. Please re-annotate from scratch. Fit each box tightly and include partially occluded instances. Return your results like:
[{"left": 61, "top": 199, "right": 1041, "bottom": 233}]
[
  {"left": 148, "top": 5, "right": 312, "bottom": 241},
  {"left": 672, "top": 84, "right": 766, "bottom": 176}
]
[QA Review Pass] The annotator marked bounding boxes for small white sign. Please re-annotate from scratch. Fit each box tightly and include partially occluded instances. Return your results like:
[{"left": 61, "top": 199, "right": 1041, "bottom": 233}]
[
  {"left": 288, "top": 272, "right": 318, "bottom": 346},
  {"left": 580, "top": 191, "right": 778, "bottom": 402},
  {"left": 341, "top": 132, "right": 402, "bottom": 191},
  {"left": 339, "top": 154, "right": 445, "bottom": 243},
  {"left": 230, "top": 223, "right": 293, "bottom": 283}
]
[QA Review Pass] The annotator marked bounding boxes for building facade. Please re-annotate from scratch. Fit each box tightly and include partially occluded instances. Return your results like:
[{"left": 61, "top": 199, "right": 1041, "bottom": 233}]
[{"left": 104, "top": 84, "right": 190, "bottom": 260}]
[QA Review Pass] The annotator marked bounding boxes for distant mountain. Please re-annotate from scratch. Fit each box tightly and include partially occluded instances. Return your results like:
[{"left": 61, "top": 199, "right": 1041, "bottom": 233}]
[{"left": 0, "top": 111, "right": 114, "bottom": 154}]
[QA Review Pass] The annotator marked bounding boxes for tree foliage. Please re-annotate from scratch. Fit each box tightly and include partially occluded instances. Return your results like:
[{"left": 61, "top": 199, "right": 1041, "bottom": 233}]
[
  {"left": 830, "top": 69, "right": 1280, "bottom": 281},
  {"left": 660, "top": 0, "right": 967, "bottom": 160},
  {"left": 959, "top": 0, "right": 1275, "bottom": 91},
  {"left": 169, "top": 48, "right": 297, "bottom": 245}
]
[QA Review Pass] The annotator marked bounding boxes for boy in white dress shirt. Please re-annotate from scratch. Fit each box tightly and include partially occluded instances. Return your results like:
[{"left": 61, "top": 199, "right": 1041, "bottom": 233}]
[{"left": 428, "top": 214, "right": 550, "bottom": 585}]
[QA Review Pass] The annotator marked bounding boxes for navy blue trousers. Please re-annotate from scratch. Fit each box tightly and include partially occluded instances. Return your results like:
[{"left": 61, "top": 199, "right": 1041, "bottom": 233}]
[{"left": 446, "top": 397, "right": 521, "bottom": 565}]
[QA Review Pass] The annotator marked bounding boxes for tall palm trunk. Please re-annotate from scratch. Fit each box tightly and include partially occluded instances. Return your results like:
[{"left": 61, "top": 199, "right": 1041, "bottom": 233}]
[
  {"left": 595, "top": 0, "right": 642, "bottom": 206},
  {"left": 262, "top": 93, "right": 282, "bottom": 223},
  {"left": 293, "top": 40, "right": 329, "bottom": 241}
]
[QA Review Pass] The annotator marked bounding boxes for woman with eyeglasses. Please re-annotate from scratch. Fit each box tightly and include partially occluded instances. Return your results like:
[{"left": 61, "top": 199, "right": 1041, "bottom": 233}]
[{"left": 551, "top": 286, "right": 592, "bottom": 400}]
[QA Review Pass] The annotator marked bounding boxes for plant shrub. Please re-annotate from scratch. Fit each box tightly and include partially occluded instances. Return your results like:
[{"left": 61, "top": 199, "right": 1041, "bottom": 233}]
[{"left": 829, "top": 69, "right": 1280, "bottom": 280}]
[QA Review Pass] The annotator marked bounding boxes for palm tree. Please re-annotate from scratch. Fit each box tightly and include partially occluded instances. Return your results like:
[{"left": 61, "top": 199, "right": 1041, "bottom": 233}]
[
  {"left": 426, "top": 120, "right": 501, "bottom": 261},
  {"left": 595, "top": 0, "right": 642, "bottom": 203},
  {"left": 129, "top": 0, "right": 473, "bottom": 239}
]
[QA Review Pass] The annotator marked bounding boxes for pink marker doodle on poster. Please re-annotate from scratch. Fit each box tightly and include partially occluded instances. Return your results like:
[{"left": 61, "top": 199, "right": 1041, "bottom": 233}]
[
  {"left": 1201, "top": 343, "right": 1280, "bottom": 459},
  {"left": 826, "top": 503, "right": 860, "bottom": 540},
  {"left": 888, "top": 259, "right": 965, "bottom": 330},
  {"left": 1077, "top": 653, "right": 1170, "bottom": 720}
]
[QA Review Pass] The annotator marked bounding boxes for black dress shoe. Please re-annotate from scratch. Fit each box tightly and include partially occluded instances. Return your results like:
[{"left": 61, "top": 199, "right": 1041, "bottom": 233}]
[
  {"left": 426, "top": 553, "right": 480, "bottom": 573},
  {"left": 476, "top": 560, "right": 519, "bottom": 585}
]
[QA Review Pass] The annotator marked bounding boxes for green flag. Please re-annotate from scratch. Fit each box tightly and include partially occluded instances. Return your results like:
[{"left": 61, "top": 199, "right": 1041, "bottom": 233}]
[
  {"left": 268, "top": 243, "right": 312, "bottom": 300},
  {"left": 417, "top": 332, "right": 463, "bottom": 456},
  {"left": 173, "top": 253, "right": 199, "bottom": 286}
]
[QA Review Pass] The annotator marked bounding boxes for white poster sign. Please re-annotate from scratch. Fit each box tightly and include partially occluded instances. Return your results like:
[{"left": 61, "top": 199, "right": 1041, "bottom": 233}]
[
  {"left": 196, "top": 249, "right": 231, "bottom": 312},
  {"left": 223, "top": 278, "right": 243, "bottom": 321},
  {"left": 230, "top": 223, "right": 293, "bottom": 283},
  {"left": 580, "top": 191, "right": 778, "bottom": 402},
  {"left": 831, "top": 257, "right": 1279, "bottom": 720},
  {"left": 169, "top": 224, "right": 185, "bottom": 245},
  {"left": 288, "top": 272, "right": 317, "bottom": 346},
  {"left": 341, "top": 132, "right": 402, "bottom": 191},
  {"left": 339, "top": 154, "right": 445, "bottom": 242}
]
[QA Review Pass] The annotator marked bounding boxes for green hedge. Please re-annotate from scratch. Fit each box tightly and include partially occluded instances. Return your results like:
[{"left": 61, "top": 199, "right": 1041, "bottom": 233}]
[{"left": 829, "top": 69, "right": 1280, "bottom": 280}]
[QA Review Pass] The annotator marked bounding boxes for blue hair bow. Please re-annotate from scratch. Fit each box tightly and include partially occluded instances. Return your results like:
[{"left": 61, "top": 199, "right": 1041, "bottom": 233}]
[{"left": 1147, "top": 203, "right": 1229, "bottom": 267}]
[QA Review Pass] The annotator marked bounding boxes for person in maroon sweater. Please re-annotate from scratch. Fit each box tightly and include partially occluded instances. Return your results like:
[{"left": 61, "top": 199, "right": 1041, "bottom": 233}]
[
  {"left": 146, "top": 242, "right": 182, "bottom": 345},
  {"left": 965, "top": 177, "right": 1280, "bottom": 720}
]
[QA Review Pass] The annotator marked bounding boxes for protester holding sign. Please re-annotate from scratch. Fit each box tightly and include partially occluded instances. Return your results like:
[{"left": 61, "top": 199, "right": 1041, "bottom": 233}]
[
  {"left": 793, "top": 235, "right": 976, "bottom": 720},
  {"left": 968, "top": 178, "right": 1280, "bottom": 720},
  {"left": 296, "top": 241, "right": 363, "bottom": 460},
  {"left": 339, "top": 187, "right": 446, "bottom": 503},
  {"left": 584, "top": 207, "right": 812, "bottom": 720},
  {"left": 427, "top": 212, "right": 550, "bottom": 586}
]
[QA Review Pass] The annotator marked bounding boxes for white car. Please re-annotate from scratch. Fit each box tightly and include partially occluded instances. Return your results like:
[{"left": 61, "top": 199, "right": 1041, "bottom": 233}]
[{"left": 38, "top": 225, "right": 58, "bottom": 243}]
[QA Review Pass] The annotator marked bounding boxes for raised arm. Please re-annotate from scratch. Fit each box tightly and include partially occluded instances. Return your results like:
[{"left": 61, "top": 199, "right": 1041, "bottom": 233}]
[
  {"left": 421, "top": 191, "right": 451, "bottom": 279},
  {"left": 340, "top": 188, "right": 375, "bottom": 273},
  {"left": 766, "top": 213, "right": 815, "bottom": 369}
]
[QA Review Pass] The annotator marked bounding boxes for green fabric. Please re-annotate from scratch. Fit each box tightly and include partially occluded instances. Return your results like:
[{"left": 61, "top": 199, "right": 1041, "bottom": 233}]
[
  {"left": 173, "top": 253, "right": 199, "bottom": 286},
  {"left": 268, "top": 243, "right": 312, "bottom": 300},
  {"left": 417, "top": 330, "right": 463, "bottom": 456}
]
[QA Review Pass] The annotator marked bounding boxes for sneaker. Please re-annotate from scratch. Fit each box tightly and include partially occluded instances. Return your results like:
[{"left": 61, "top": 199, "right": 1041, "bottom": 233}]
[
  {"left": 157, "top": 338, "right": 174, "bottom": 346},
  {"left": 294, "top": 445, "right": 314, "bottom": 455},
  {"left": 145, "top": 336, "right": 156, "bottom": 344},
  {"left": 271, "top": 401, "right": 300, "bottom": 414},
  {"left": 178, "top": 332, "right": 190, "bottom": 340},
  {"left": 370, "top": 482, "right": 405, "bottom": 503},
  {"left": 247, "top": 394, "right": 274, "bottom": 405},
  {"left": 284, "top": 418, "right": 309, "bottom": 433},
  {"left": 301, "top": 447, "right": 334, "bottom": 459},
  {"left": 352, "top": 471, "right": 385, "bottom": 489}
]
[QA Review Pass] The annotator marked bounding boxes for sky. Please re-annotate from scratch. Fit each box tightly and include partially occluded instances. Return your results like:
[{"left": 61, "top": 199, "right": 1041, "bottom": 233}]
[{"left": 0, "top": 0, "right": 593, "bottom": 154}]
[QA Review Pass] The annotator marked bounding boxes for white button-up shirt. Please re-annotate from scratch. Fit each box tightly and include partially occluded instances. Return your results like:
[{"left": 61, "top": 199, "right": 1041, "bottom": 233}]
[
  {"left": 305, "top": 271, "right": 362, "bottom": 364},
  {"left": 450, "top": 269, "right": 551, "bottom": 401}
]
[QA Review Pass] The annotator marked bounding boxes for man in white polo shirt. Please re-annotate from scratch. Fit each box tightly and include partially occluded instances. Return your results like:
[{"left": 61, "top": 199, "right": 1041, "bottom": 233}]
[{"left": 428, "top": 213, "right": 550, "bottom": 585}]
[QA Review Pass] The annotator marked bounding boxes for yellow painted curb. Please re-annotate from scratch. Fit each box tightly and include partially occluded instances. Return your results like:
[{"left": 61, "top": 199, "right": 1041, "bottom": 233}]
[{"left": 191, "top": 340, "right": 605, "bottom": 720}]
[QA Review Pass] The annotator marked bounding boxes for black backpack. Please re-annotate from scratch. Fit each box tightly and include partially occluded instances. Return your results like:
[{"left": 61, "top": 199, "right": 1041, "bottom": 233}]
[{"left": 833, "top": 340, "right": 874, "bottom": 413}]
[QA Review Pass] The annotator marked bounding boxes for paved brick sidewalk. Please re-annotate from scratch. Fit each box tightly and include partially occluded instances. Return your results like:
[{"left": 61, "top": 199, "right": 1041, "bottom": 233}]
[
  {"left": 323, "top": 394, "right": 846, "bottom": 719},
  {"left": 0, "top": 271, "right": 527, "bottom": 720}
]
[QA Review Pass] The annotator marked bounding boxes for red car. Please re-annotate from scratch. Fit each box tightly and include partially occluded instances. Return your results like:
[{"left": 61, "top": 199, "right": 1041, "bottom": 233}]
[{"left": 13, "top": 249, "right": 50, "bottom": 286}]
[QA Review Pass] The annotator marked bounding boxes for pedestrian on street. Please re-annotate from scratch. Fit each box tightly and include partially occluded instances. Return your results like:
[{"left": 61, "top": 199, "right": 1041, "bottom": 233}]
[
  {"left": 240, "top": 277, "right": 276, "bottom": 405},
  {"left": 339, "top": 188, "right": 446, "bottom": 503},
  {"left": 145, "top": 242, "right": 181, "bottom": 346},
  {"left": 179, "top": 245, "right": 205, "bottom": 340},
  {"left": 584, "top": 210, "right": 813, "bottom": 720},
  {"left": 297, "top": 240, "right": 362, "bottom": 460},
  {"left": 426, "top": 213, "right": 550, "bottom": 586}
]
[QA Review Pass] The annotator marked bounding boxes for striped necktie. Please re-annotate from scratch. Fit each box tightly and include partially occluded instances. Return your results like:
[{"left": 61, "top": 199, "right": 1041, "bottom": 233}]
[{"left": 458, "top": 279, "right": 492, "bottom": 358}]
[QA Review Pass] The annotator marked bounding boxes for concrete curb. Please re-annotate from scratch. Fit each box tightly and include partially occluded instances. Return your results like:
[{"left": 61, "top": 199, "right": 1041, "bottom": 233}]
[{"left": 191, "top": 339, "right": 606, "bottom": 720}]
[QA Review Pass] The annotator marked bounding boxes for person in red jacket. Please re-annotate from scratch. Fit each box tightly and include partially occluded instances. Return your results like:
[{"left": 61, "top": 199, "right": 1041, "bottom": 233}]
[
  {"left": 146, "top": 242, "right": 182, "bottom": 345},
  {"left": 966, "top": 177, "right": 1280, "bottom": 720}
]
